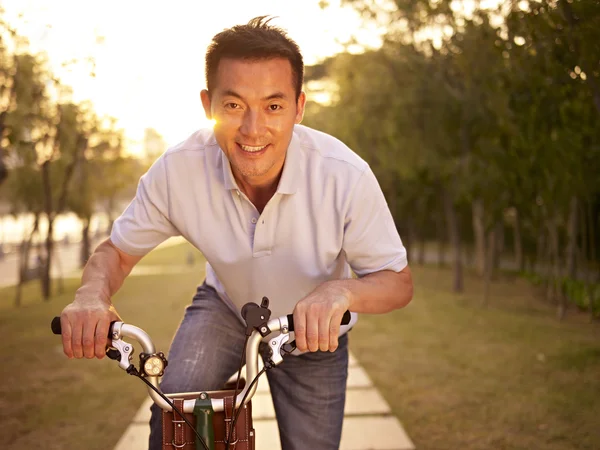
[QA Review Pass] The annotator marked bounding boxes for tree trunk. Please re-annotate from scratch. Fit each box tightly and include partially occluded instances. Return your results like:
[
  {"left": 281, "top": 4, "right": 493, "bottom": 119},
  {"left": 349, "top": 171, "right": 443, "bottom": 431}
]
[
  {"left": 547, "top": 217, "right": 565, "bottom": 319},
  {"left": 513, "top": 208, "right": 524, "bottom": 272},
  {"left": 483, "top": 222, "right": 500, "bottom": 307},
  {"left": 472, "top": 197, "right": 486, "bottom": 276},
  {"left": 565, "top": 196, "right": 578, "bottom": 279},
  {"left": 106, "top": 196, "right": 116, "bottom": 235},
  {"left": 80, "top": 215, "right": 92, "bottom": 268},
  {"left": 494, "top": 223, "right": 504, "bottom": 271},
  {"left": 405, "top": 218, "right": 416, "bottom": 265},
  {"left": 42, "top": 216, "right": 54, "bottom": 300},
  {"left": 41, "top": 159, "right": 54, "bottom": 300},
  {"left": 588, "top": 201, "right": 597, "bottom": 272},
  {"left": 543, "top": 227, "right": 554, "bottom": 301},
  {"left": 443, "top": 187, "right": 463, "bottom": 293},
  {"left": 437, "top": 211, "right": 445, "bottom": 267},
  {"left": 38, "top": 131, "right": 83, "bottom": 300},
  {"left": 535, "top": 229, "right": 546, "bottom": 275},
  {"left": 586, "top": 200, "right": 598, "bottom": 321},
  {"left": 417, "top": 233, "right": 426, "bottom": 265},
  {"left": 579, "top": 200, "right": 592, "bottom": 321},
  {"left": 15, "top": 214, "right": 40, "bottom": 307}
]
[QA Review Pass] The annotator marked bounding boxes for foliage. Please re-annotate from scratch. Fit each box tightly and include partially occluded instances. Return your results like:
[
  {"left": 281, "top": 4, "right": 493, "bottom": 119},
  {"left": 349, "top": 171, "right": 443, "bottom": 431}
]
[{"left": 308, "top": 0, "right": 600, "bottom": 311}]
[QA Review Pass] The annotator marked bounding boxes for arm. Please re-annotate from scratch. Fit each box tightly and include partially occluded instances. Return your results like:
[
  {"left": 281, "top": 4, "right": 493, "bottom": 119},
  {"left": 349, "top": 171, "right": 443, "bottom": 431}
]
[
  {"left": 334, "top": 266, "right": 413, "bottom": 314},
  {"left": 60, "top": 238, "right": 143, "bottom": 360},
  {"left": 61, "top": 154, "right": 179, "bottom": 359},
  {"left": 294, "top": 166, "right": 412, "bottom": 353},
  {"left": 293, "top": 268, "right": 413, "bottom": 353}
]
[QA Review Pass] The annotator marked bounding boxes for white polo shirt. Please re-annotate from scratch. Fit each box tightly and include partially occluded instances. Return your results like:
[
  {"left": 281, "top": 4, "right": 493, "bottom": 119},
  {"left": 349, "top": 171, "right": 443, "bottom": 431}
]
[{"left": 111, "top": 124, "right": 407, "bottom": 323}]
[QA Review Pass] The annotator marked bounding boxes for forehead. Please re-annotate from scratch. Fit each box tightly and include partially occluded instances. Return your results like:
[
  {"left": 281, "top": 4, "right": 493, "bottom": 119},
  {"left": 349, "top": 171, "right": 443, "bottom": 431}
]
[{"left": 212, "top": 57, "right": 295, "bottom": 98}]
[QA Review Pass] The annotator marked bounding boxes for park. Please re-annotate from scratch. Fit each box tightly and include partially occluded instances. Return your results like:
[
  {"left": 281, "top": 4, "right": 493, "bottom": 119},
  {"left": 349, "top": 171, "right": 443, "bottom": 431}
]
[{"left": 1, "top": 1, "right": 599, "bottom": 449}]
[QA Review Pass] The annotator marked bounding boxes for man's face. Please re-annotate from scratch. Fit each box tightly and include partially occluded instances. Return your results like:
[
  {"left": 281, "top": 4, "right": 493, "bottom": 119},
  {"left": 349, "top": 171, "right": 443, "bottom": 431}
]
[{"left": 201, "top": 58, "right": 305, "bottom": 187}]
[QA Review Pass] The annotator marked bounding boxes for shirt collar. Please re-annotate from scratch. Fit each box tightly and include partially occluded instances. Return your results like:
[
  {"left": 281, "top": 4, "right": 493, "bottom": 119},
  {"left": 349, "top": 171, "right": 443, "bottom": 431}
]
[
  {"left": 220, "top": 148, "right": 239, "bottom": 191},
  {"left": 276, "top": 131, "right": 301, "bottom": 195},
  {"left": 219, "top": 129, "right": 302, "bottom": 195}
]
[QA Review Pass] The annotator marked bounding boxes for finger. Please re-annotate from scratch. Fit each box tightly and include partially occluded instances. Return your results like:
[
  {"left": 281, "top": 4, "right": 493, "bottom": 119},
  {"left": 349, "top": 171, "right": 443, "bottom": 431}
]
[
  {"left": 306, "top": 306, "right": 320, "bottom": 352},
  {"left": 328, "top": 309, "right": 344, "bottom": 352},
  {"left": 94, "top": 319, "right": 110, "bottom": 359},
  {"left": 61, "top": 314, "right": 74, "bottom": 359},
  {"left": 293, "top": 308, "right": 308, "bottom": 352},
  {"left": 319, "top": 312, "right": 330, "bottom": 352},
  {"left": 71, "top": 320, "right": 84, "bottom": 359},
  {"left": 82, "top": 317, "right": 97, "bottom": 359}
]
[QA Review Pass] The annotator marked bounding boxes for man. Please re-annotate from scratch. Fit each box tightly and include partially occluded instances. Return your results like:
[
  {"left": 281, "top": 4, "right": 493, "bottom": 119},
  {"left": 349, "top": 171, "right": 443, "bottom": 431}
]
[{"left": 59, "top": 16, "right": 413, "bottom": 450}]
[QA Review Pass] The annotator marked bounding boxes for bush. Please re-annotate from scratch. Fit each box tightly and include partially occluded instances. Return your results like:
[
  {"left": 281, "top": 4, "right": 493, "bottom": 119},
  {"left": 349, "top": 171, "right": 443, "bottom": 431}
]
[{"left": 519, "top": 271, "right": 600, "bottom": 318}]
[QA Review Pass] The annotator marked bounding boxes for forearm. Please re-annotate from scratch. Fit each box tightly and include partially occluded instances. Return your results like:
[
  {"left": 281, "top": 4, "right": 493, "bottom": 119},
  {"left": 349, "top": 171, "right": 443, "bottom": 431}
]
[
  {"left": 332, "top": 267, "right": 413, "bottom": 314},
  {"left": 77, "top": 239, "right": 134, "bottom": 303}
]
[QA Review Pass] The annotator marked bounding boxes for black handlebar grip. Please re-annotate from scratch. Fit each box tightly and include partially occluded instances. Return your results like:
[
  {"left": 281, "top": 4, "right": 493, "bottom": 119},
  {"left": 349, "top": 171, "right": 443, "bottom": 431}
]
[
  {"left": 51, "top": 316, "right": 117, "bottom": 338},
  {"left": 51, "top": 316, "right": 62, "bottom": 335},
  {"left": 286, "top": 310, "right": 352, "bottom": 333}
]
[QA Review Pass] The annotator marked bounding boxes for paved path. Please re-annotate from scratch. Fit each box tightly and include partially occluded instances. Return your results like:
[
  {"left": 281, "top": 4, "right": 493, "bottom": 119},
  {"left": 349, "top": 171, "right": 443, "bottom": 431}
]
[{"left": 114, "top": 352, "right": 415, "bottom": 450}]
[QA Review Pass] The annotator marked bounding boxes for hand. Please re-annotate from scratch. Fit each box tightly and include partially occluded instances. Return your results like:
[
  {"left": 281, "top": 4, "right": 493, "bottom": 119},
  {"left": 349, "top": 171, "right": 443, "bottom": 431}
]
[
  {"left": 60, "top": 287, "right": 121, "bottom": 360},
  {"left": 293, "top": 281, "right": 352, "bottom": 353}
]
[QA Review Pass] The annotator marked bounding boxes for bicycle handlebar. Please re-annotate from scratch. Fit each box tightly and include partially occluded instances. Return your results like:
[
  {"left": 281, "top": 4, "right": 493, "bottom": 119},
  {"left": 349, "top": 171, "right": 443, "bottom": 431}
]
[
  {"left": 285, "top": 310, "right": 351, "bottom": 333},
  {"left": 50, "top": 311, "right": 350, "bottom": 336},
  {"left": 51, "top": 310, "right": 351, "bottom": 413},
  {"left": 51, "top": 317, "right": 118, "bottom": 338}
]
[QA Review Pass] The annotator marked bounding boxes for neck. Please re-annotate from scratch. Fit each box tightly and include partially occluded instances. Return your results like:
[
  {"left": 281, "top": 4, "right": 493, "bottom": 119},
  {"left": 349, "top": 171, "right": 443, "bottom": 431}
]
[{"left": 235, "top": 172, "right": 281, "bottom": 213}]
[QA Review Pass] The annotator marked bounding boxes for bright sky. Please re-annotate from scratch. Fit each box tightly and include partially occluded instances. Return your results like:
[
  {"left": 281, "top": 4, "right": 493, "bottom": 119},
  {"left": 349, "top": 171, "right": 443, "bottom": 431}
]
[{"left": 1, "top": 0, "right": 382, "bottom": 154}]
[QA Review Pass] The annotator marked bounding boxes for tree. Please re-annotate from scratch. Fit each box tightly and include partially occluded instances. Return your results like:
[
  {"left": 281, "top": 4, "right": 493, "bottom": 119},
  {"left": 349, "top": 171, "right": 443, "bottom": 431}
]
[{"left": 312, "top": 0, "right": 600, "bottom": 315}]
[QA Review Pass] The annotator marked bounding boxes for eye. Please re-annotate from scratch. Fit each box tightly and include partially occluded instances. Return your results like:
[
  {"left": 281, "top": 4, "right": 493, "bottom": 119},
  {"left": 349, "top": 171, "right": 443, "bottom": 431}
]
[
  {"left": 269, "top": 104, "right": 282, "bottom": 111},
  {"left": 225, "top": 103, "right": 240, "bottom": 109}
]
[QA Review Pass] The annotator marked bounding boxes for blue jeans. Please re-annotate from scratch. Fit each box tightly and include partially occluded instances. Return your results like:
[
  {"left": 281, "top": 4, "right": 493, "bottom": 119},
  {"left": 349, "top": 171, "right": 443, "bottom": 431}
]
[{"left": 148, "top": 283, "right": 349, "bottom": 450}]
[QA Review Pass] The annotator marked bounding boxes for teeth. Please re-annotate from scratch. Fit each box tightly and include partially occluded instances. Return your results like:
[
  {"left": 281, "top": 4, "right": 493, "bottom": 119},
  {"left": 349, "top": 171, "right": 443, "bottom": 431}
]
[{"left": 240, "top": 144, "right": 267, "bottom": 152}]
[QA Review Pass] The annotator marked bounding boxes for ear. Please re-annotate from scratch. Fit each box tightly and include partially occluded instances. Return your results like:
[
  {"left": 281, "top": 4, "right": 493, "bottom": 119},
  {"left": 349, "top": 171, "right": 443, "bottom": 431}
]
[
  {"left": 200, "top": 89, "right": 212, "bottom": 120},
  {"left": 295, "top": 91, "right": 306, "bottom": 124}
]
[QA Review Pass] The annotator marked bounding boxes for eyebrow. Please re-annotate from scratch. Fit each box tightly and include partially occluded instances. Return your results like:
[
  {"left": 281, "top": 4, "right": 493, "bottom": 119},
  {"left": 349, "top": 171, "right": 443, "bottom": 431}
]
[{"left": 221, "top": 90, "right": 289, "bottom": 101}]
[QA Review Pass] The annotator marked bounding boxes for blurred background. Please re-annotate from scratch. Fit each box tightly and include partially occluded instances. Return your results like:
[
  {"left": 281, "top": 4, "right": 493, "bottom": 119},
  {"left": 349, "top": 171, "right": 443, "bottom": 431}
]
[{"left": 0, "top": 1, "right": 599, "bottom": 449}]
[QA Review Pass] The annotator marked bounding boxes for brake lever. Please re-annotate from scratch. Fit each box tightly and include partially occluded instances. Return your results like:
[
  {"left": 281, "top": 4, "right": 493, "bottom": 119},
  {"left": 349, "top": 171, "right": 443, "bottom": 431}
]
[
  {"left": 267, "top": 333, "right": 292, "bottom": 366},
  {"left": 281, "top": 340, "right": 297, "bottom": 355},
  {"left": 108, "top": 338, "right": 135, "bottom": 371}
]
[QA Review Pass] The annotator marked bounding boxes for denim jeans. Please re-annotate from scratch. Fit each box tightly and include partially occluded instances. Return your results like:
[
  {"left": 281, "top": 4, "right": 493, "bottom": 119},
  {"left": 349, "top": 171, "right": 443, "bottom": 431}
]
[{"left": 148, "top": 283, "right": 349, "bottom": 450}]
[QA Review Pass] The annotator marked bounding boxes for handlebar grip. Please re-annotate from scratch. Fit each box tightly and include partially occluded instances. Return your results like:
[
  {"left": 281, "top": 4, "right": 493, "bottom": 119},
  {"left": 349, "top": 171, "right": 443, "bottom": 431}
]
[
  {"left": 51, "top": 317, "right": 62, "bottom": 335},
  {"left": 286, "top": 310, "right": 352, "bottom": 332},
  {"left": 51, "top": 316, "right": 117, "bottom": 338}
]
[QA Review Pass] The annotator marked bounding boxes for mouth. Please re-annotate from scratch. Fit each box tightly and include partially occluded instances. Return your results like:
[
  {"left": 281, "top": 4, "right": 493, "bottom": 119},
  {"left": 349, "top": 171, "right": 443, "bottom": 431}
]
[{"left": 236, "top": 142, "right": 269, "bottom": 155}]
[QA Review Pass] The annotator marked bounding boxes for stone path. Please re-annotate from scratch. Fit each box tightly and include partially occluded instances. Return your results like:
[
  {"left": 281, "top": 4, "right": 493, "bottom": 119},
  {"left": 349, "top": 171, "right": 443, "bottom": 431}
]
[{"left": 114, "top": 352, "right": 415, "bottom": 450}]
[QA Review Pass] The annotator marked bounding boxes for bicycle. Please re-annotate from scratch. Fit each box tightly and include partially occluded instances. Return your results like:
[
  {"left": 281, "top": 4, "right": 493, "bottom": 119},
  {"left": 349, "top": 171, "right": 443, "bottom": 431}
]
[{"left": 51, "top": 297, "right": 352, "bottom": 450}]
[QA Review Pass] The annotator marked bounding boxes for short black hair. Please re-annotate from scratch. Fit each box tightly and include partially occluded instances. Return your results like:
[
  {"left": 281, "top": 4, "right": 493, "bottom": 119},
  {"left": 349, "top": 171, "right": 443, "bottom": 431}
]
[{"left": 205, "top": 16, "right": 304, "bottom": 100}]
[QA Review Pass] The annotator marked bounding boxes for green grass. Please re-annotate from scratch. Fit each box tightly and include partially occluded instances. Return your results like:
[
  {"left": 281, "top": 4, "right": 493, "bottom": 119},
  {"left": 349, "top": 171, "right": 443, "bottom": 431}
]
[
  {"left": 137, "top": 238, "right": 204, "bottom": 267},
  {"left": 350, "top": 265, "right": 600, "bottom": 450},
  {"left": 0, "top": 241, "right": 206, "bottom": 450}
]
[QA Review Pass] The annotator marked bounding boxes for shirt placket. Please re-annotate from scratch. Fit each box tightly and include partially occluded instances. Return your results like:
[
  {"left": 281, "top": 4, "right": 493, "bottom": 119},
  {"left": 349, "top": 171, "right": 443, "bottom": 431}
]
[
  {"left": 232, "top": 188, "right": 279, "bottom": 257},
  {"left": 252, "top": 196, "right": 281, "bottom": 258}
]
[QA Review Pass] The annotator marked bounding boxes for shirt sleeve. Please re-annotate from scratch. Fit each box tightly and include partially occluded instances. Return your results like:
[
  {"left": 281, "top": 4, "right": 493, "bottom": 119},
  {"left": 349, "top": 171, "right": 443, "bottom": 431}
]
[
  {"left": 110, "top": 155, "right": 180, "bottom": 256},
  {"left": 342, "top": 167, "right": 408, "bottom": 277}
]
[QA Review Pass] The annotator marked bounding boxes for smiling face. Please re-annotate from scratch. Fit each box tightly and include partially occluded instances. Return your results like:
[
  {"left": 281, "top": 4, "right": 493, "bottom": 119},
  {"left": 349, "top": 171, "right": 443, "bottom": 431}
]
[{"left": 201, "top": 57, "right": 306, "bottom": 190}]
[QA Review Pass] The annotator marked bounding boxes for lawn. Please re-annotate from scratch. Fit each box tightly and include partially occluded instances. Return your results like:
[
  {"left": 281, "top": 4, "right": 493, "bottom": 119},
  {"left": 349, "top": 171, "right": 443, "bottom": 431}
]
[
  {"left": 1, "top": 242, "right": 599, "bottom": 450},
  {"left": 0, "top": 241, "right": 206, "bottom": 450},
  {"left": 350, "top": 265, "right": 600, "bottom": 450}
]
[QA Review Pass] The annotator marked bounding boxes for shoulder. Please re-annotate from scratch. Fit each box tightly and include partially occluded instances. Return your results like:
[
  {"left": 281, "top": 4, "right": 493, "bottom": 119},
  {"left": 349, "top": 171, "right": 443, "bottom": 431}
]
[
  {"left": 147, "top": 128, "right": 220, "bottom": 180},
  {"left": 294, "top": 124, "right": 369, "bottom": 176},
  {"left": 163, "top": 128, "right": 218, "bottom": 160}
]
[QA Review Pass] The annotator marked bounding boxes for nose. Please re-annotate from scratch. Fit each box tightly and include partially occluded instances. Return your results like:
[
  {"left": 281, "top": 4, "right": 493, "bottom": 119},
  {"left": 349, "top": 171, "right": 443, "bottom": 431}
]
[{"left": 239, "top": 109, "right": 266, "bottom": 139}]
